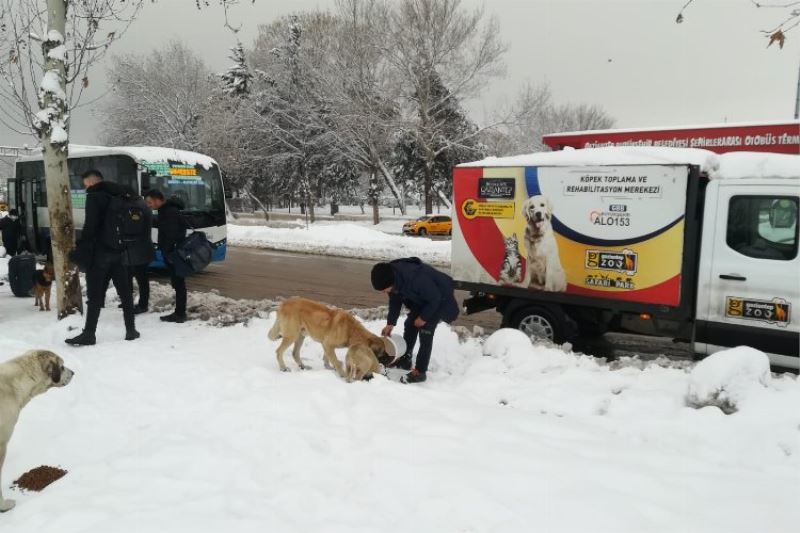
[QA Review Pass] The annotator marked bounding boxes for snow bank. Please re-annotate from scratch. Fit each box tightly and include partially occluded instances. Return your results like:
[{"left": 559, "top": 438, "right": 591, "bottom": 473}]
[
  {"left": 228, "top": 223, "right": 451, "bottom": 265},
  {"left": 1, "top": 257, "right": 799, "bottom": 532},
  {"left": 686, "top": 347, "right": 771, "bottom": 414}
]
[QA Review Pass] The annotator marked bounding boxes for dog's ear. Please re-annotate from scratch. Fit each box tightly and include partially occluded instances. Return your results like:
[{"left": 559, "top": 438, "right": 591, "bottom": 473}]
[
  {"left": 546, "top": 197, "right": 554, "bottom": 216},
  {"left": 36, "top": 351, "right": 63, "bottom": 383}
]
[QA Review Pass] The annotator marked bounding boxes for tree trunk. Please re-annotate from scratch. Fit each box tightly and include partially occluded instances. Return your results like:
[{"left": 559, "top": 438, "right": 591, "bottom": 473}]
[
  {"left": 369, "top": 169, "right": 380, "bottom": 225},
  {"left": 435, "top": 186, "right": 452, "bottom": 209},
  {"left": 41, "top": 0, "right": 82, "bottom": 319},
  {"left": 374, "top": 158, "right": 405, "bottom": 215},
  {"left": 423, "top": 163, "right": 433, "bottom": 215},
  {"left": 243, "top": 186, "right": 269, "bottom": 220}
]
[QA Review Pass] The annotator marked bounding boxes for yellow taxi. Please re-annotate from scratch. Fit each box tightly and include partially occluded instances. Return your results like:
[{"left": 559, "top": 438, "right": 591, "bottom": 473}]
[{"left": 402, "top": 215, "right": 452, "bottom": 236}]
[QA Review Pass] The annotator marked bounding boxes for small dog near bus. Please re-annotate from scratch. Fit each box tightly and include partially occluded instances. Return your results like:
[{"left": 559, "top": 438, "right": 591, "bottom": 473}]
[{"left": 32, "top": 263, "right": 55, "bottom": 312}]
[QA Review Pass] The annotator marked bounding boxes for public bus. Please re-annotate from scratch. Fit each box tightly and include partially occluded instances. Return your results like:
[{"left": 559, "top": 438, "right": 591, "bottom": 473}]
[{"left": 9, "top": 145, "right": 227, "bottom": 266}]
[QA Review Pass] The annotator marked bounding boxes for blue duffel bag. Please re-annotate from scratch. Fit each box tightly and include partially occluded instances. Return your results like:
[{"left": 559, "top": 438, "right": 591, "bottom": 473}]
[{"left": 169, "top": 231, "right": 214, "bottom": 277}]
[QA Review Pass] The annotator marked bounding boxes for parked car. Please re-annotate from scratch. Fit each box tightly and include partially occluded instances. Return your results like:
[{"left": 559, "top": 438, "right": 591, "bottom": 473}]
[{"left": 403, "top": 215, "right": 452, "bottom": 236}]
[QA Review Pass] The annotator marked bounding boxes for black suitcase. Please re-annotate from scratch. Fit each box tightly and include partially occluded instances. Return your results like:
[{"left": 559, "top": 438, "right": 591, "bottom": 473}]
[{"left": 9, "top": 254, "right": 36, "bottom": 297}]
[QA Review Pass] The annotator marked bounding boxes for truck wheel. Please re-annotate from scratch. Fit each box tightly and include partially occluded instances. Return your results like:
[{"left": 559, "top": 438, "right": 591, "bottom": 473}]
[
  {"left": 418, "top": 228, "right": 427, "bottom": 236},
  {"left": 511, "top": 306, "right": 565, "bottom": 344}
]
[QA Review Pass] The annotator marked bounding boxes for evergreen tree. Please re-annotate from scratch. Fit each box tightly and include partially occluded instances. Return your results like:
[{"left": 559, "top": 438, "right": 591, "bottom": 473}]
[
  {"left": 391, "top": 71, "right": 486, "bottom": 210},
  {"left": 220, "top": 41, "right": 252, "bottom": 97}
]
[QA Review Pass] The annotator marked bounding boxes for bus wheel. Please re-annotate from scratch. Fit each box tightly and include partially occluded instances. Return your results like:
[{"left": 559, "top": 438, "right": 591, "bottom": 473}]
[{"left": 511, "top": 306, "right": 565, "bottom": 344}]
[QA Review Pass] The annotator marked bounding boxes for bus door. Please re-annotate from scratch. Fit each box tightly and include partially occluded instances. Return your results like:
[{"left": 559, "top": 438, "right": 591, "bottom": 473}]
[{"left": 18, "top": 177, "right": 42, "bottom": 252}]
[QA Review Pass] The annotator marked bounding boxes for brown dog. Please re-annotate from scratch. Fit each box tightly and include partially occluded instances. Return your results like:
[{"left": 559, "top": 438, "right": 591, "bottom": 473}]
[
  {"left": 345, "top": 344, "right": 382, "bottom": 383},
  {"left": 32, "top": 263, "right": 55, "bottom": 312},
  {"left": 268, "top": 297, "right": 395, "bottom": 377}
]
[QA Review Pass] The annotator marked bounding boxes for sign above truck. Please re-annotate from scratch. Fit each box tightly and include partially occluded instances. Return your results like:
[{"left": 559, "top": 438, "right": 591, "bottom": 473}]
[
  {"left": 542, "top": 120, "right": 799, "bottom": 155},
  {"left": 452, "top": 164, "right": 689, "bottom": 307}
]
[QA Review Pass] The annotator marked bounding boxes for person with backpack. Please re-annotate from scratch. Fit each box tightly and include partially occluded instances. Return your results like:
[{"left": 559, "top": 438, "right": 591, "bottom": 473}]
[
  {"left": 144, "top": 189, "right": 188, "bottom": 323},
  {"left": 371, "top": 257, "right": 460, "bottom": 383},
  {"left": 65, "top": 169, "right": 141, "bottom": 346},
  {"left": 0, "top": 209, "right": 22, "bottom": 256}
]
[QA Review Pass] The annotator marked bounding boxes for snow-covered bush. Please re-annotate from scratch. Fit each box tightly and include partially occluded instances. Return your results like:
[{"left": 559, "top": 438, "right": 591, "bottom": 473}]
[{"left": 686, "top": 347, "right": 771, "bottom": 414}]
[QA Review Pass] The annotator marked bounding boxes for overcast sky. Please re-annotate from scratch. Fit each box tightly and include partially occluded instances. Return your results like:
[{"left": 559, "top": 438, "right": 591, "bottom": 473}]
[{"left": 0, "top": 0, "right": 798, "bottom": 149}]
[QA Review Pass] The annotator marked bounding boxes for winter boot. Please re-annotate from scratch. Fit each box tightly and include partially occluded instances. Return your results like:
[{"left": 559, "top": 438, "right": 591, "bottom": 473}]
[
  {"left": 65, "top": 331, "right": 96, "bottom": 346},
  {"left": 401, "top": 368, "right": 427, "bottom": 384},
  {"left": 160, "top": 312, "right": 187, "bottom": 323},
  {"left": 133, "top": 304, "right": 148, "bottom": 315},
  {"left": 125, "top": 329, "right": 141, "bottom": 341}
]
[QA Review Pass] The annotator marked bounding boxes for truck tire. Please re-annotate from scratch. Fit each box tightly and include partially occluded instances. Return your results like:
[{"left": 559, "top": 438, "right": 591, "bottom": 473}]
[{"left": 510, "top": 306, "right": 566, "bottom": 344}]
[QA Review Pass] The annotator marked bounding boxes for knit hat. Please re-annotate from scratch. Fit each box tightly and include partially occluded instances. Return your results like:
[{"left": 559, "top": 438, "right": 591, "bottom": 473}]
[{"left": 371, "top": 262, "right": 394, "bottom": 290}]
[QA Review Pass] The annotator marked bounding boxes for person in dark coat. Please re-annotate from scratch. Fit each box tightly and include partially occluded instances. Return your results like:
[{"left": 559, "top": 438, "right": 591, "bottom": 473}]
[
  {"left": 0, "top": 209, "right": 22, "bottom": 256},
  {"left": 371, "top": 257, "right": 459, "bottom": 383},
  {"left": 145, "top": 189, "right": 188, "bottom": 323},
  {"left": 65, "top": 170, "right": 139, "bottom": 346}
]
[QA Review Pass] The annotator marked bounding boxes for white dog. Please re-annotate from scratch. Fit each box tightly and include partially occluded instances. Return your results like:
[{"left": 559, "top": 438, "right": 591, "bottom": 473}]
[
  {"left": 0, "top": 350, "right": 73, "bottom": 512},
  {"left": 521, "top": 195, "right": 567, "bottom": 292}
]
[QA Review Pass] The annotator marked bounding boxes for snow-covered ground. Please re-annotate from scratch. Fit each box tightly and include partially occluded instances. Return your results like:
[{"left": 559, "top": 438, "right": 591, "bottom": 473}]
[
  {"left": 228, "top": 223, "right": 451, "bottom": 265},
  {"left": 1, "top": 258, "right": 799, "bottom": 532}
]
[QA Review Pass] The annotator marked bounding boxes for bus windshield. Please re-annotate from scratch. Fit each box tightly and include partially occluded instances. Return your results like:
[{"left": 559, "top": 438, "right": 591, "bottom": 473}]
[{"left": 141, "top": 161, "right": 225, "bottom": 214}]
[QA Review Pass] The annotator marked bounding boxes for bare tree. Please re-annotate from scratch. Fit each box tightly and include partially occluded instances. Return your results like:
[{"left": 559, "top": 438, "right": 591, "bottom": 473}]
[
  {"left": 676, "top": 0, "right": 800, "bottom": 48},
  {"left": 0, "top": 0, "right": 145, "bottom": 318},
  {"left": 102, "top": 41, "right": 214, "bottom": 150},
  {"left": 385, "top": 0, "right": 508, "bottom": 213},
  {"left": 490, "top": 83, "right": 615, "bottom": 156}
]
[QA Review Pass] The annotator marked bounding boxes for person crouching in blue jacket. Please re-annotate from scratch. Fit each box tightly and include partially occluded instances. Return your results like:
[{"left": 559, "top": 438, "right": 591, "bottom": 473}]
[{"left": 371, "top": 257, "right": 459, "bottom": 383}]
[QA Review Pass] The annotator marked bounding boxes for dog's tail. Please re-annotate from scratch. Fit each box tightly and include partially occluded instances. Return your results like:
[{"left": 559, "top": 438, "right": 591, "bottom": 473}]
[{"left": 268, "top": 312, "right": 282, "bottom": 341}]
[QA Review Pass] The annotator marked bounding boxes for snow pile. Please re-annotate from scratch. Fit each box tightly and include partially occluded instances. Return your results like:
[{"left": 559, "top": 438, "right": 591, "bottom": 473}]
[
  {"left": 686, "top": 347, "right": 771, "bottom": 414},
  {"left": 228, "top": 223, "right": 451, "bottom": 265},
  {"left": 1, "top": 258, "right": 800, "bottom": 532}
]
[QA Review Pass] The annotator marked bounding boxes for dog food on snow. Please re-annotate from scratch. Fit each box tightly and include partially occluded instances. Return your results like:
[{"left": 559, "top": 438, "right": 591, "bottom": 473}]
[{"left": 12, "top": 466, "right": 67, "bottom": 492}]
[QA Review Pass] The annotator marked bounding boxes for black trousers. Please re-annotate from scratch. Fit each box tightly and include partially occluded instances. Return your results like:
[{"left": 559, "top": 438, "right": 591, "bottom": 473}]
[
  {"left": 2, "top": 239, "right": 18, "bottom": 256},
  {"left": 167, "top": 262, "right": 187, "bottom": 315},
  {"left": 128, "top": 264, "right": 150, "bottom": 308},
  {"left": 85, "top": 254, "right": 135, "bottom": 334},
  {"left": 401, "top": 300, "right": 439, "bottom": 373}
]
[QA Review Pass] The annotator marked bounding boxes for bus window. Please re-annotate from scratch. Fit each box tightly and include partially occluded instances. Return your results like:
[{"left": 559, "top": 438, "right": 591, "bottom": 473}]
[{"left": 67, "top": 155, "right": 138, "bottom": 192}]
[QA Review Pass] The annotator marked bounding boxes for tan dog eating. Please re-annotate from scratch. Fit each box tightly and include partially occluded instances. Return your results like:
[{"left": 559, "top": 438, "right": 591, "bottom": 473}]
[
  {"left": 345, "top": 344, "right": 382, "bottom": 383},
  {"left": 268, "top": 297, "right": 394, "bottom": 378}
]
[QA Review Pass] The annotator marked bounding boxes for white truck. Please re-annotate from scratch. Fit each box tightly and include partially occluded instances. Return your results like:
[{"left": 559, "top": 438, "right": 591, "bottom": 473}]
[{"left": 452, "top": 147, "right": 799, "bottom": 369}]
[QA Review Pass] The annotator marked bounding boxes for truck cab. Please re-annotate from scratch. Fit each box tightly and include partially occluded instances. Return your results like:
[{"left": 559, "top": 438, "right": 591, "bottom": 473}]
[{"left": 695, "top": 177, "right": 798, "bottom": 367}]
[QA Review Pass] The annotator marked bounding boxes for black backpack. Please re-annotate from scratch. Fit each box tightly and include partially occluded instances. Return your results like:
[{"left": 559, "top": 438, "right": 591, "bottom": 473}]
[{"left": 103, "top": 192, "right": 149, "bottom": 251}]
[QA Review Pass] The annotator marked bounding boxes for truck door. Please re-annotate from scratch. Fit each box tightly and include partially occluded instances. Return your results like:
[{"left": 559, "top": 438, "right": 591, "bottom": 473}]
[{"left": 696, "top": 180, "right": 799, "bottom": 367}]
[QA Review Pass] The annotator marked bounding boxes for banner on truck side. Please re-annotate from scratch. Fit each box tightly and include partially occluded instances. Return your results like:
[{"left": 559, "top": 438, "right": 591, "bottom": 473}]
[{"left": 452, "top": 165, "right": 689, "bottom": 306}]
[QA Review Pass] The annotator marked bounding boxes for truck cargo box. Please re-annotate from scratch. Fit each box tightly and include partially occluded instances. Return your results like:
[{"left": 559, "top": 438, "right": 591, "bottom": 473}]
[{"left": 452, "top": 148, "right": 711, "bottom": 313}]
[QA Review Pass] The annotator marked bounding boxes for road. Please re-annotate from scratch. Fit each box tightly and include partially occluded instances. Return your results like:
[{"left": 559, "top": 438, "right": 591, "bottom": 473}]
[{"left": 175, "top": 246, "right": 694, "bottom": 362}]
